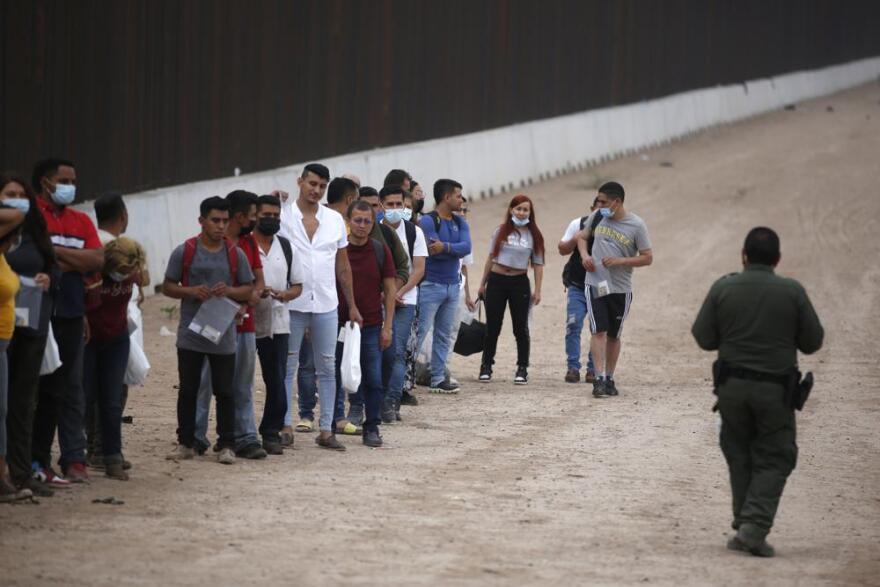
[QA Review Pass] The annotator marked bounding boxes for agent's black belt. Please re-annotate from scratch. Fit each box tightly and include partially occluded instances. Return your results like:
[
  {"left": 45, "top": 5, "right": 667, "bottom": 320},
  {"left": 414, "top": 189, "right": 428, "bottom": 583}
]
[{"left": 726, "top": 365, "right": 789, "bottom": 386}]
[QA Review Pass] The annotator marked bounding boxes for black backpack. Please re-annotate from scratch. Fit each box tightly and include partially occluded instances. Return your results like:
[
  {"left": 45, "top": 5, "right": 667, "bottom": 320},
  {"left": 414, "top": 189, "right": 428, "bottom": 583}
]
[
  {"left": 561, "top": 212, "right": 605, "bottom": 288},
  {"left": 278, "top": 236, "right": 294, "bottom": 286}
]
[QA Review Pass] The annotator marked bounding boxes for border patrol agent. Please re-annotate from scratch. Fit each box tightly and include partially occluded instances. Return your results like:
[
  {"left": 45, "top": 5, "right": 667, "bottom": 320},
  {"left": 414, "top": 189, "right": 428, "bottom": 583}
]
[{"left": 692, "top": 227, "right": 823, "bottom": 557}]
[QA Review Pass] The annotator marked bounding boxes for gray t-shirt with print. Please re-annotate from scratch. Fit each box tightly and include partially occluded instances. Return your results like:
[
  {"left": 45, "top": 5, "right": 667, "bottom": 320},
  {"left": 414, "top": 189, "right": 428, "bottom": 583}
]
[
  {"left": 586, "top": 211, "right": 651, "bottom": 294},
  {"left": 165, "top": 242, "right": 254, "bottom": 354}
]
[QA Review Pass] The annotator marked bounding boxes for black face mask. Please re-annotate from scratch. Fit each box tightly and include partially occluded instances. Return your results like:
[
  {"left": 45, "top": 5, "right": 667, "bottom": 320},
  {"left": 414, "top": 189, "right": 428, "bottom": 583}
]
[
  {"left": 239, "top": 221, "right": 255, "bottom": 236},
  {"left": 257, "top": 216, "right": 281, "bottom": 236},
  {"left": 413, "top": 198, "right": 425, "bottom": 215}
]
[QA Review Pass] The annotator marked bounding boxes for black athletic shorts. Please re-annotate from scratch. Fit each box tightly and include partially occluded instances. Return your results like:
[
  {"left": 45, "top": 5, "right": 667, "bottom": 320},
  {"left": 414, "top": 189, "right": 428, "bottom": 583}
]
[{"left": 586, "top": 287, "right": 633, "bottom": 338}]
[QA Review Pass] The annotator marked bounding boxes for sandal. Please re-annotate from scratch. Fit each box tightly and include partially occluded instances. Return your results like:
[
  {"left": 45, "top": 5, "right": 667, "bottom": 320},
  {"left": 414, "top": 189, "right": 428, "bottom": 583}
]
[
  {"left": 334, "top": 420, "right": 362, "bottom": 435},
  {"left": 294, "top": 419, "right": 314, "bottom": 433}
]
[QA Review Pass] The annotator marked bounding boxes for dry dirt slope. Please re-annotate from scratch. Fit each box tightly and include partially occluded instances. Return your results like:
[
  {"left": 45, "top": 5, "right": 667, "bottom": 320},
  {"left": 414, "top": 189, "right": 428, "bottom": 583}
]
[{"left": 1, "top": 83, "right": 879, "bottom": 586}]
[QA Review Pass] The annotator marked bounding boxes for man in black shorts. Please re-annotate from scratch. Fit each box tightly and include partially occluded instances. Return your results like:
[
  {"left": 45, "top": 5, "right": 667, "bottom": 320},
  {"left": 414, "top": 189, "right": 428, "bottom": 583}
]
[{"left": 576, "top": 182, "right": 652, "bottom": 397}]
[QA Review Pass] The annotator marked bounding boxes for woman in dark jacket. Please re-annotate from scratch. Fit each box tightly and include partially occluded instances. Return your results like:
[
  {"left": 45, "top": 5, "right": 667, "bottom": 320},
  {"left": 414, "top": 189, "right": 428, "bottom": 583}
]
[{"left": 1, "top": 172, "right": 61, "bottom": 496}]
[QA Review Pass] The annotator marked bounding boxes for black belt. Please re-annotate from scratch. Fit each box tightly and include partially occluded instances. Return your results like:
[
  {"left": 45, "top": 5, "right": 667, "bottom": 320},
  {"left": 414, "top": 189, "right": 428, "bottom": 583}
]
[{"left": 726, "top": 365, "right": 789, "bottom": 386}]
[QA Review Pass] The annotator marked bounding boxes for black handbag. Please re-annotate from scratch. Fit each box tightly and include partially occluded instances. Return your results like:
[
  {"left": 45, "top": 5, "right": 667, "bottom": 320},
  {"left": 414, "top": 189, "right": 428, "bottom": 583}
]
[{"left": 453, "top": 300, "right": 486, "bottom": 356}]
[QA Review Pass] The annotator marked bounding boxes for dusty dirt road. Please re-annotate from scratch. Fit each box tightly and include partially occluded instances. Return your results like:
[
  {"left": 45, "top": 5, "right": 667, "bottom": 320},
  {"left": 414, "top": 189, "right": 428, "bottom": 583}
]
[{"left": 2, "top": 84, "right": 879, "bottom": 586}]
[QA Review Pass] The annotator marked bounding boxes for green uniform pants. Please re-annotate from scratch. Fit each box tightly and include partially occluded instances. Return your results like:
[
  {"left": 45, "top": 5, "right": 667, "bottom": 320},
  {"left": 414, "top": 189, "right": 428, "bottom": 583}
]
[{"left": 717, "top": 378, "right": 797, "bottom": 536}]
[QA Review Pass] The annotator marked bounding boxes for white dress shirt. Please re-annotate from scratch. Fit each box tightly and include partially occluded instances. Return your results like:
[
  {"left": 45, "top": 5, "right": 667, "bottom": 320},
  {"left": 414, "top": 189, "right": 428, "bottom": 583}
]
[{"left": 280, "top": 200, "right": 348, "bottom": 314}]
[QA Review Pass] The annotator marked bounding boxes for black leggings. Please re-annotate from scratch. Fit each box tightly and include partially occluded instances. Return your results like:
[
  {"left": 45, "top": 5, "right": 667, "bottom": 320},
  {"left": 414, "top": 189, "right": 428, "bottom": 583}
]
[{"left": 481, "top": 272, "right": 531, "bottom": 368}]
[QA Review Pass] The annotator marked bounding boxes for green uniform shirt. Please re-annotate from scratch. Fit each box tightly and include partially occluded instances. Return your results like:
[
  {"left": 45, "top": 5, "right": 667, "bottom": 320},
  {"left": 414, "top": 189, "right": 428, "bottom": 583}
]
[
  {"left": 370, "top": 222, "right": 409, "bottom": 285},
  {"left": 692, "top": 264, "right": 824, "bottom": 374}
]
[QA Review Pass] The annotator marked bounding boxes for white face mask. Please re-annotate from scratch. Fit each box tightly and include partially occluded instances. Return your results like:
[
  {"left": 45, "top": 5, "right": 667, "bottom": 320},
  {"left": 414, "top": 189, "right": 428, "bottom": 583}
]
[
  {"left": 511, "top": 215, "right": 530, "bottom": 227},
  {"left": 402, "top": 208, "right": 413, "bottom": 221},
  {"left": 109, "top": 271, "right": 131, "bottom": 282},
  {"left": 50, "top": 183, "right": 76, "bottom": 206}
]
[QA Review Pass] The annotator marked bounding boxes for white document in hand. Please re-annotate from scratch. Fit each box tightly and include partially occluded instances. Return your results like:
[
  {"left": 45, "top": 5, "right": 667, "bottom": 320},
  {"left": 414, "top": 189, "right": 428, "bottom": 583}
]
[{"left": 188, "top": 297, "right": 240, "bottom": 344}]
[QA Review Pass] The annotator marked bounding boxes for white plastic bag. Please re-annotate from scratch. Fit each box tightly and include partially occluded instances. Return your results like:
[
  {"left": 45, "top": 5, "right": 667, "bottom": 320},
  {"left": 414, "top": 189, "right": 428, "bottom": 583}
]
[
  {"left": 339, "top": 321, "right": 362, "bottom": 393},
  {"left": 125, "top": 338, "right": 151, "bottom": 386},
  {"left": 40, "top": 322, "right": 62, "bottom": 375}
]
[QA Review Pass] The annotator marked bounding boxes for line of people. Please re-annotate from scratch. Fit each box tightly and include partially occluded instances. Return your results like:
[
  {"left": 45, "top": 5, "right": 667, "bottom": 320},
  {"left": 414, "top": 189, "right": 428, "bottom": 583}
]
[
  {"left": 1, "top": 159, "right": 150, "bottom": 501},
  {"left": 1, "top": 157, "right": 653, "bottom": 498}
]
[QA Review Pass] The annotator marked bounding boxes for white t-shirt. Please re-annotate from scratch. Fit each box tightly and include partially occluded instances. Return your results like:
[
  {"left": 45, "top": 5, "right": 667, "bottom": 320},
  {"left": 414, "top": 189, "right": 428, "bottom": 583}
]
[
  {"left": 255, "top": 236, "right": 305, "bottom": 338},
  {"left": 561, "top": 217, "right": 582, "bottom": 242},
  {"left": 279, "top": 201, "right": 348, "bottom": 314},
  {"left": 459, "top": 253, "right": 474, "bottom": 291},
  {"left": 390, "top": 220, "right": 427, "bottom": 306}
]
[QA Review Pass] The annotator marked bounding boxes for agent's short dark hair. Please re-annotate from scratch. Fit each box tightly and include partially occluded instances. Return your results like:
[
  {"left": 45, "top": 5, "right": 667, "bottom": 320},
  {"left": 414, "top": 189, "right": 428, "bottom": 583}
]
[
  {"left": 257, "top": 195, "right": 281, "bottom": 210},
  {"left": 32, "top": 157, "right": 75, "bottom": 193},
  {"left": 744, "top": 227, "right": 780, "bottom": 265},
  {"left": 433, "top": 179, "right": 462, "bottom": 205},
  {"left": 226, "top": 190, "right": 258, "bottom": 217},
  {"left": 301, "top": 163, "right": 330, "bottom": 180},
  {"left": 346, "top": 199, "right": 374, "bottom": 219},
  {"left": 598, "top": 181, "right": 625, "bottom": 202},
  {"left": 94, "top": 192, "right": 126, "bottom": 225},
  {"left": 379, "top": 185, "right": 404, "bottom": 201},
  {"left": 384, "top": 169, "right": 411, "bottom": 187},
  {"left": 358, "top": 186, "right": 379, "bottom": 199},
  {"left": 200, "top": 196, "right": 229, "bottom": 218},
  {"left": 327, "top": 177, "right": 359, "bottom": 204}
]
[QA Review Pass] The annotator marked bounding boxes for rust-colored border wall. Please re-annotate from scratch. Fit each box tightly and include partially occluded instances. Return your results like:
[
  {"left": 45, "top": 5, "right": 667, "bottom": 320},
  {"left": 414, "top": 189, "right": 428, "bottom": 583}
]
[{"left": 2, "top": 0, "right": 879, "bottom": 199}]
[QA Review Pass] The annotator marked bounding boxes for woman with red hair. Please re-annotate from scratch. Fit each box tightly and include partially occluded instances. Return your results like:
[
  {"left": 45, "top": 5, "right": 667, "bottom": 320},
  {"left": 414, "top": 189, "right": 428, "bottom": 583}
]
[{"left": 477, "top": 195, "right": 544, "bottom": 384}]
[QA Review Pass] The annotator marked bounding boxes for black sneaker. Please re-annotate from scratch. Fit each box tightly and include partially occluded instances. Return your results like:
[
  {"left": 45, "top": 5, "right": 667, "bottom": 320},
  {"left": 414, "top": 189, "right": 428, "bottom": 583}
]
[
  {"left": 235, "top": 444, "right": 268, "bottom": 459},
  {"left": 363, "top": 430, "right": 383, "bottom": 448},
  {"left": 592, "top": 379, "right": 608, "bottom": 398},
  {"left": 479, "top": 364, "right": 492, "bottom": 382},
  {"left": 605, "top": 379, "right": 619, "bottom": 397},
  {"left": 514, "top": 367, "right": 528, "bottom": 385},
  {"left": 381, "top": 398, "right": 396, "bottom": 424},
  {"left": 400, "top": 390, "right": 419, "bottom": 406},
  {"left": 429, "top": 380, "right": 460, "bottom": 394}
]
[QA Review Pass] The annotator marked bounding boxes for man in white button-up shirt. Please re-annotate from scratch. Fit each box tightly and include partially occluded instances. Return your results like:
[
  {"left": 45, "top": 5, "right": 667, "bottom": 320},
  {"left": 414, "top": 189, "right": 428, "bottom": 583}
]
[{"left": 280, "top": 164, "right": 361, "bottom": 450}]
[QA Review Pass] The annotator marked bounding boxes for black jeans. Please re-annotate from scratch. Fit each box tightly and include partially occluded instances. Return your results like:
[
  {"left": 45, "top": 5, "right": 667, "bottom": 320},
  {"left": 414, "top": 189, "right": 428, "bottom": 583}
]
[
  {"left": 83, "top": 335, "right": 130, "bottom": 462},
  {"left": 33, "top": 316, "right": 87, "bottom": 469},
  {"left": 256, "top": 334, "right": 289, "bottom": 443},
  {"left": 481, "top": 272, "right": 531, "bottom": 368},
  {"left": 6, "top": 332, "right": 47, "bottom": 484},
  {"left": 177, "top": 348, "right": 235, "bottom": 449}
]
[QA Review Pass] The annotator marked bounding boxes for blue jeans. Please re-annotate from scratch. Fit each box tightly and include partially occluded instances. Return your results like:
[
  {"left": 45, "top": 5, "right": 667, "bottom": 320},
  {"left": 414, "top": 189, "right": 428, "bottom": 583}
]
[
  {"left": 415, "top": 281, "right": 460, "bottom": 387},
  {"left": 83, "top": 335, "right": 130, "bottom": 461},
  {"left": 195, "top": 331, "right": 259, "bottom": 451},
  {"left": 337, "top": 325, "right": 384, "bottom": 433},
  {"left": 382, "top": 304, "right": 416, "bottom": 402},
  {"left": 256, "top": 334, "right": 289, "bottom": 443},
  {"left": 285, "top": 336, "right": 317, "bottom": 425},
  {"left": 286, "top": 310, "right": 338, "bottom": 432},
  {"left": 565, "top": 287, "right": 595, "bottom": 372},
  {"left": 0, "top": 339, "right": 8, "bottom": 456}
]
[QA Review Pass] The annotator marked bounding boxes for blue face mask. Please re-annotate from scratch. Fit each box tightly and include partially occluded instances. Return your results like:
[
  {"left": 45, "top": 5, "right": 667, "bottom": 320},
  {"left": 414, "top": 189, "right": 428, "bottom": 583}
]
[
  {"left": 599, "top": 207, "right": 614, "bottom": 218},
  {"left": 51, "top": 183, "right": 76, "bottom": 206},
  {"left": 3, "top": 198, "right": 30, "bottom": 214},
  {"left": 402, "top": 208, "right": 413, "bottom": 222},
  {"left": 375, "top": 210, "right": 385, "bottom": 223},
  {"left": 384, "top": 208, "right": 405, "bottom": 224},
  {"left": 511, "top": 215, "right": 530, "bottom": 227}
]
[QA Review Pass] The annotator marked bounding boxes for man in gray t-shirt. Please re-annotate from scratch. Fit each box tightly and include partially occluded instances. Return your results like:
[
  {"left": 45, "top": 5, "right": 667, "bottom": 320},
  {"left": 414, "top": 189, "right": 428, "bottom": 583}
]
[
  {"left": 576, "top": 182, "right": 653, "bottom": 398},
  {"left": 162, "top": 197, "right": 255, "bottom": 463}
]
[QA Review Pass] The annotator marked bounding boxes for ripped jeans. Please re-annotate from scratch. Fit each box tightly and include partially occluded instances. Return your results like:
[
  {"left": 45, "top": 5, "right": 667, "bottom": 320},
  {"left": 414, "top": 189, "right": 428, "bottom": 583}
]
[{"left": 565, "top": 286, "right": 595, "bottom": 372}]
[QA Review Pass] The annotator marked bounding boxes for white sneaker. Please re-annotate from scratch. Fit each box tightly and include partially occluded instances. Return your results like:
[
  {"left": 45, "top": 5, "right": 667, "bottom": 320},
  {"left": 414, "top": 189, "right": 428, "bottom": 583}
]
[
  {"left": 217, "top": 448, "right": 236, "bottom": 465},
  {"left": 166, "top": 445, "right": 195, "bottom": 461}
]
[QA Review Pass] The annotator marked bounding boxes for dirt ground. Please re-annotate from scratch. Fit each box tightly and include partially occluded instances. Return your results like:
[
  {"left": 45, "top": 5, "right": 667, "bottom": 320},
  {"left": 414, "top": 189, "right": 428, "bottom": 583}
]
[{"left": 2, "top": 84, "right": 879, "bottom": 586}]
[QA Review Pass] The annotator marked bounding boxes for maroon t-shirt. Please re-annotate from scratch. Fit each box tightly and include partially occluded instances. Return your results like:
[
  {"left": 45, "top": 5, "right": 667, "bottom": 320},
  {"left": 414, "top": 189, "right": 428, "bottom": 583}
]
[
  {"left": 236, "top": 234, "right": 262, "bottom": 333},
  {"left": 87, "top": 278, "right": 134, "bottom": 342},
  {"left": 337, "top": 240, "right": 394, "bottom": 327}
]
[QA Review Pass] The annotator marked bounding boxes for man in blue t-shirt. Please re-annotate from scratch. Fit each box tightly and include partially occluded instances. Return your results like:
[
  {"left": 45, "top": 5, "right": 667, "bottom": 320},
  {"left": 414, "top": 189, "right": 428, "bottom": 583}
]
[{"left": 415, "top": 179, "right": 471, "bottom": 393}]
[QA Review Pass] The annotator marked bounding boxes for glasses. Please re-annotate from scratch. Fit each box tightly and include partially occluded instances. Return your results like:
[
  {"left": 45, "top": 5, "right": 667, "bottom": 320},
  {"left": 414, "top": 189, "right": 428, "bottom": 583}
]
[{"left": 350, "top": 218, "right": 372, "bottom": 226}]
